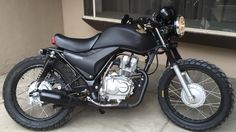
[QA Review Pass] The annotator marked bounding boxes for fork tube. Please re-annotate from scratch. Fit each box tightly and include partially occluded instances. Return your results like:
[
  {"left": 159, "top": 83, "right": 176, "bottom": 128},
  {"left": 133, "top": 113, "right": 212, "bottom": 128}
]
[
  {"left": 155, "top": 28, "right": 166, "bottom": 48},
  {"left": 182, "top": 72, "right": 193, "bottom": 84},
  {"left": 172, "top": 64, "right": 194, "bottom": 101},
  {"left": 154, "top": 26, "right": 194, "bottom": 100}
]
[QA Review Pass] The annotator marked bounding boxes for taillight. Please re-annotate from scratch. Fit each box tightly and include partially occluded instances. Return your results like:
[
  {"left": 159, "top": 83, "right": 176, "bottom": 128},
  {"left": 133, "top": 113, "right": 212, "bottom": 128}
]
[{"left": 51, "top": 36, "right": 56, "bottom": 45}]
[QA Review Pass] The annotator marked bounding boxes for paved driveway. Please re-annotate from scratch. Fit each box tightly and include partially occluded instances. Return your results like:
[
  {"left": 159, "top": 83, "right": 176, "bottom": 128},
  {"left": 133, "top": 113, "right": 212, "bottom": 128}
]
[{"left": 0, "top": 65, "right": 235, "bottom": 132}]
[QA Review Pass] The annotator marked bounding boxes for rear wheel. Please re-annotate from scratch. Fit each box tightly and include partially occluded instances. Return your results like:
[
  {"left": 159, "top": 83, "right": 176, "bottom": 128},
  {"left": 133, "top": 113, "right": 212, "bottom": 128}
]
[
  {"left": 3, "top": 56, "right": 76, "bottom": 130},
  {"left": 158, "top": 59, "right": 234, "bottom": 131}
]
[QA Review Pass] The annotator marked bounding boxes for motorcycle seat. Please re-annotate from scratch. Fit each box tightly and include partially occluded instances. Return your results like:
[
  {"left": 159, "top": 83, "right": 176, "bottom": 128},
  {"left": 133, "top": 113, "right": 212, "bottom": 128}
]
[{"left": 54, "top": 34, "right": 100, "bottom": 52}]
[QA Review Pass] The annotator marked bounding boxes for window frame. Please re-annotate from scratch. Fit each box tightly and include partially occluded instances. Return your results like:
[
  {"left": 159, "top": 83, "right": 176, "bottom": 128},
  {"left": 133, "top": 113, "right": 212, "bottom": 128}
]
[{"left": 83, "top": 0, "right": 236, "bottom": 37}]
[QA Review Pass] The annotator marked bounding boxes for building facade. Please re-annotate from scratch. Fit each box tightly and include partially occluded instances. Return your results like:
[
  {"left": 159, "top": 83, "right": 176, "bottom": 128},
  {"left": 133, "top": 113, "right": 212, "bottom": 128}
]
[
  {"left": 84, "top": 0, "right": 236, "bottom": 37},
  {"left": 65, "top": 0, "right": 236, "bottom": 77}
]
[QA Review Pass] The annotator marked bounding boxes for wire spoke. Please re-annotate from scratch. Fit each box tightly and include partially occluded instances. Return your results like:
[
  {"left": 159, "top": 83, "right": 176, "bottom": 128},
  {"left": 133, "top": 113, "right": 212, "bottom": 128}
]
[
  {"left": 184, "top": 107, "right": 194, "bottom": 115},
  {"left": 205, "top": 88, "right": 221, "bottom": 98},
  {"left": 169, "top": 88, "right": 181, "bottom": 98},
  {"left": 171, "top": 103, "right": 186, "bottom": 106},
  {"left": 205, "top": 90, "right": 220, "bottom": 95},
  {"left": 206, "top": 92, "right": 221, "bottom": 99},
  {"left": 169, "top": 100, "right": 182, "bottom": 103},
  {"left": 16, "top": 66, "right": 64, "bottom": 119},
  {"left": 209, "top": 105, "right": 214, "bottom": 114},
  {"left": 198, "top": 77, "right": 210, "bottom": 84},
  {"left": 169, "top": 84, "right": 181, "bottom": 93},
  {"left": 203, "top": 102, "right": 220, "bottom": 108},
  {"left": 17, "top": 96, "right": 28, "bottom": 101},
  {"left": 171, "top": 80, "right": 181, "bottom": 85},
  {"left": 17, "top": 90, "right": 28, "bottom": 96},
  {"left": 168, "top": 69, "right": 222, "bottom": 121},
  {"left": 195, "top": 108, "right": 207, "bottom": 119},
  {"left": 170, "top": 99, "right": 184, "bottom": 108},
  {"left": 23, "top": 104, "right": 40, "bottom": 111},
  {"left": 40, "top": 106, "right": 49, "bottom": 118},
  {"left": 169, "top": 84, "right": 181, "bottom": 92},
  {"left": 38, "top": 110, "right": 44, "bottom": 117},
  {"left": 198, "top": 78, "right": 214, "bottom": 85},
  {"left": 204, "top": 105, "right": 220, "bottom": 108}
]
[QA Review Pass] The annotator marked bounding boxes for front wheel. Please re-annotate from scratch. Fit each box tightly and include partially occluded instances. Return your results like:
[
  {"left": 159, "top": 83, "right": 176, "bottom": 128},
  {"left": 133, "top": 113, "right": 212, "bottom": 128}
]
[{"left": 158, "top": 59, "right": 234, "bottom": 131}]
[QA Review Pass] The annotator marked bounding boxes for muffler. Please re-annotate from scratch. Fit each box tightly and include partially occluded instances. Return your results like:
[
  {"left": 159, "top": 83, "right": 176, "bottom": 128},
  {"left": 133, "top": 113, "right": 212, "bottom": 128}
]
[{"left": 39, "top": 90, "right": 87, "bottom": 106}]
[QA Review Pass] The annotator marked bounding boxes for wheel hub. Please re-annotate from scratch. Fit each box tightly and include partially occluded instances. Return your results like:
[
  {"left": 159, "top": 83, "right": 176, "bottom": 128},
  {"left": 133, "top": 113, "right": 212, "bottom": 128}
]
[
  {"left": 28, "top": 81, "right": 52, "bottom": 105},
  {"left": 181, "top": 83, "right": 206, "bottom": 108}
]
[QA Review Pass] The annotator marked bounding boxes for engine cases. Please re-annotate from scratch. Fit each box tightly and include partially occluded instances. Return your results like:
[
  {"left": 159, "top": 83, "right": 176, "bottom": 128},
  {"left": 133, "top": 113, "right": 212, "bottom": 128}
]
[
  {"left": 99, "top": 55, "right": 137, "bottom": 103},
  {"left": 100, "top": 73, "right": 134, "bottom": 103}
]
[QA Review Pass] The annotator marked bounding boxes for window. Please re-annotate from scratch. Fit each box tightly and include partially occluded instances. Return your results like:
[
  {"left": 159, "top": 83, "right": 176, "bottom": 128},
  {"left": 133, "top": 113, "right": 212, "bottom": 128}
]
[
  {"left": 84, "top": 0, "right": 236, "bottom": 35},
  {"left": 84, "top": 0, "right": 93, "bottom": 16}
]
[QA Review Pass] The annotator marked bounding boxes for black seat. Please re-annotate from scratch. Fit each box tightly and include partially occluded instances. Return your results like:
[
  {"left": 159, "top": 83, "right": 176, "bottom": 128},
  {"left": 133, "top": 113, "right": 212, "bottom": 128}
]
[{"left": 54, "top": 34, "right": 100, "bottom": 52}]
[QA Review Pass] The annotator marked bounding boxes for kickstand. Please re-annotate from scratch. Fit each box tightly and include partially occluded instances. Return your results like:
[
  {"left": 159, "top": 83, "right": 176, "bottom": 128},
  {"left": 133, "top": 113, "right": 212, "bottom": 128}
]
[{"left": 98, "top": 108, "right": 106, "bottom": 114}]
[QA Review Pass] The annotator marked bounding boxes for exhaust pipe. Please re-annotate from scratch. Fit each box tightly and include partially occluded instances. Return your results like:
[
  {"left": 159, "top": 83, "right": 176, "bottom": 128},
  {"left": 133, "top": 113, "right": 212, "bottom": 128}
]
[{"left": 39, "top": 90, "right": 87, "bottom": 106}]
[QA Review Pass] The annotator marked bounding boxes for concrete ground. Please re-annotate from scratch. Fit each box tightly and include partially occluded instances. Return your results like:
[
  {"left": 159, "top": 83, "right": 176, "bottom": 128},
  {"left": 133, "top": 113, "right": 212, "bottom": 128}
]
[{"left": 0, "top": 65, "right": 236, "bottom": 132}]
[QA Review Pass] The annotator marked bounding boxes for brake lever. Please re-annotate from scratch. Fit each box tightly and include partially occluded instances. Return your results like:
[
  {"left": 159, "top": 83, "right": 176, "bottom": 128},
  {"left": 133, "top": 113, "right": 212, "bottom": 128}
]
[{"left": 143, "top": 18, "right": 155, "bottom": 31}]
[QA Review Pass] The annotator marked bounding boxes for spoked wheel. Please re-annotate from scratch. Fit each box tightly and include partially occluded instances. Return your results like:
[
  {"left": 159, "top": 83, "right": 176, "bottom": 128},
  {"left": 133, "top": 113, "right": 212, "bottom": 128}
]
[
  {"left": 3, "top": 56, "right": 75, "bottom": 130},
  {"left": 158, "top": 59, "right": 234, "bottom": 131},
  {"left": 16, "top": 67, "right": 63, "bottom": 119},
  {"left": 168, "top": 70, "right": 221, "bottom": 120}
]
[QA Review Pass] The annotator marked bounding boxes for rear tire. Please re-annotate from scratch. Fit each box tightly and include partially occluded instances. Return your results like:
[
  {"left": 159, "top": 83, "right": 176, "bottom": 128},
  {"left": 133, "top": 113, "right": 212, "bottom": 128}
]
[
  {"left": 3, "top": 56, "right": 76, "bottom": 130},
  {"left": 158, "top": 59, "right": 234, "bottom": 131}
]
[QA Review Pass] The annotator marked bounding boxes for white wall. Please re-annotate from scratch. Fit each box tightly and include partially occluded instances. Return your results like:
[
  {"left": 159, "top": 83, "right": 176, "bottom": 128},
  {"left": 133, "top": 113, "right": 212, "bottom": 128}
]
[
  {"left": 0, "top": 0, "right": 64, "bottom": 74},
  {"left": 62, "top": 0, "right": 98, "bottom": 38}
]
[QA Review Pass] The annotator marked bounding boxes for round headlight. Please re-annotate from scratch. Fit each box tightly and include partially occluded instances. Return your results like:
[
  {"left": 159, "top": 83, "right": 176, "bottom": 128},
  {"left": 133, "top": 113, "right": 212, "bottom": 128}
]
[{"left": 174, "top": 16, "right": 185, "bottom": 37}]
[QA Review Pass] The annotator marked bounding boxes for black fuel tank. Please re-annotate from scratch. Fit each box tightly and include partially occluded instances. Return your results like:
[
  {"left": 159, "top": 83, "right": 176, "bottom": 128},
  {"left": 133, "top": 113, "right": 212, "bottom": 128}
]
[{"left": 93, "top": 24, "right": 157, "bottom": 54}]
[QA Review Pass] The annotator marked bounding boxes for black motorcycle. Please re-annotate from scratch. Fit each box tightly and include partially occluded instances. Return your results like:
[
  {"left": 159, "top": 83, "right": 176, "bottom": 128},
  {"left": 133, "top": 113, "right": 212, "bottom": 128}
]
[{"left": 3, "top": 7, "right": 234, "bottom": 131}]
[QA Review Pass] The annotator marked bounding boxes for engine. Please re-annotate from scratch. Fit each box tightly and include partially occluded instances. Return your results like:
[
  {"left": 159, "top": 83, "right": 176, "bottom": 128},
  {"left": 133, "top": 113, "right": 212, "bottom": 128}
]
[{"left": 99, "top": 55, "right": 138, "bottom": 103}]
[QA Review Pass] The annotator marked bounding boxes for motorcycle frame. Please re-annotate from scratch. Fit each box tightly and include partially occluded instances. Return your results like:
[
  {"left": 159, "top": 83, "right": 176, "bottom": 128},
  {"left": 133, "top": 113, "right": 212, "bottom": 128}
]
[
  {"left": 38, "top": 25, "right": 184, "bottom": 87},
  {"left": 38, "top": 41, "right": 182, "bottom": 86},
  {"left": 36, "top": 27, "right": 188, "bottom": 108}
]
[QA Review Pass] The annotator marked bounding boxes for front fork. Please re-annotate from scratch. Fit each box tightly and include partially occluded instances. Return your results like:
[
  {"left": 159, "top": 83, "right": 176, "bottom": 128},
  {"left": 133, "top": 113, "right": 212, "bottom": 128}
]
[
  {"left": 153, "top": 27, "right": 194, "bottom": 101},
  {"left": 165, "top": 45, "right": 194, "bottom": 101},
  {"left": 172, "top": 65, "right": 194, "bottom": 101}
]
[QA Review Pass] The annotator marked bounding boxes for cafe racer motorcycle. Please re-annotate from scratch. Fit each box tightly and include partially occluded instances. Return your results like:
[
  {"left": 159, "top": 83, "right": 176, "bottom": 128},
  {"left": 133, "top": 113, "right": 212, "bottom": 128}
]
[{"left": 3, "top": 7, "right": 234, "bottom": 131}]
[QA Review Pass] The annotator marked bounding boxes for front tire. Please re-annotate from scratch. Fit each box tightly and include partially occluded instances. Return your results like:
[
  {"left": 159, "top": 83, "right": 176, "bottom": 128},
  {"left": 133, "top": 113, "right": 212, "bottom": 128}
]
[
  {"left": 3, "top": 56, "right": 75, "bottom": 130},
  {"left": 158, "top": 59, "right": 234, "bottom": 131}
]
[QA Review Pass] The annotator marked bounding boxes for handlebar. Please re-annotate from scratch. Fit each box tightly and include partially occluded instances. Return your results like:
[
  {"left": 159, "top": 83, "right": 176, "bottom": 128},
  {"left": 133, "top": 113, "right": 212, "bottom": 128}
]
[
  {"left": 121, "top": 11, "right": 179, "bottom": 38},
  {"left": 121, "top": 15, "right": 155, "bottom": 31},
  {"left": 121, "top": 7, "right": 185, "bottom": 38}
]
